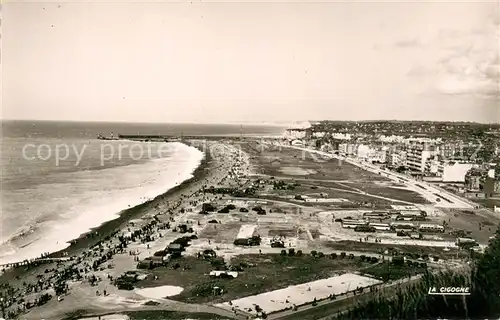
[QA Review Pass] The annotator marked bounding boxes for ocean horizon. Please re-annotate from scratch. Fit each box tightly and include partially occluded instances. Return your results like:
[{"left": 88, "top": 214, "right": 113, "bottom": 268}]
[{"left": 0, "top": 120, "right": 286, "bottom": 264}]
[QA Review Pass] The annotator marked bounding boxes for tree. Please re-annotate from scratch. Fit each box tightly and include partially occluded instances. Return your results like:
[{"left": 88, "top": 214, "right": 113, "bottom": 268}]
[
  {"left": 392, "top": 256, "right": 404, "bottom": 267},
  {"left": 281, "top": 249, "right": 287, "bottom": 256},
  {"left": 472, "top": 225, "right": 500, "bottom": 315},
  {"left": 202, "top": 203, "right": 217, "bottom": 212},
  {"left": 288, "top": 248, "right": 296, "bottom": 256}
]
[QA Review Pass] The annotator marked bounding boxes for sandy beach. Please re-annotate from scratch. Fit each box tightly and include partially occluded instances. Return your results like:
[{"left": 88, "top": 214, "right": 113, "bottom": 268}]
[{"left": 0, "top": 139, "right": 250, "bottom": 320}]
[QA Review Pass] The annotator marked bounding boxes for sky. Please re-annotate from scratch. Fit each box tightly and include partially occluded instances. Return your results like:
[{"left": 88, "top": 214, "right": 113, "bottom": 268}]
[{"left": 2, "top": 0, "right": 500, "bottom": 123}]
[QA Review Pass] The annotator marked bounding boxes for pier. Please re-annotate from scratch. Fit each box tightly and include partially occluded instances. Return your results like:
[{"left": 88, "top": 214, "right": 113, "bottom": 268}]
[{"left": 116, "top": 134, "right": 273, "bottom": 141}]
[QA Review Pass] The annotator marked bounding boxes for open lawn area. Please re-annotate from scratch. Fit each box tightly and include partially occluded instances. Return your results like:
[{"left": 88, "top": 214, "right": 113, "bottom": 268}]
[
  {"left": 242, "top": 143, "right": 388, "bottom": 183},
  {"left": 343, "top": 182, "right": 430, "bottom": 204},
  {"left": 263, "top": 184, "right": 406, "bottom": 207},
  {"left": 136, "top": 253, "right": 375, "bottom": 304}
]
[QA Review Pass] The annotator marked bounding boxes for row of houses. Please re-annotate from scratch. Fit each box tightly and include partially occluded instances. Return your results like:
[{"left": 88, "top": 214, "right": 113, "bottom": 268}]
[
  {"left": 310, "top": 137, "right": 496, "bottom": 184},
  {"left": 341, "top": 219, "right": 444, "bottom": 233},
  {"left": 465, "top": 167, "right": 500, "bottom": 196}
]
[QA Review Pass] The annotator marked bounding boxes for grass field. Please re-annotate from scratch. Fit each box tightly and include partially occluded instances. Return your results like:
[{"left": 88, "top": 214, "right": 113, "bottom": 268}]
[
  {"left": 198, "top": 222, "right": 242, "bottom": 242},
  {"left": 343, "top": 182, "right": 430, "bottom": 204},
  {"left": 242, "top": 143, "right": 388, "bottom": 183},
  {"left": 136, "top": 253, "right": 374, "bottom": 304},
  {"left": 265, "top": 184, "right": 405, "bottom": 207}
]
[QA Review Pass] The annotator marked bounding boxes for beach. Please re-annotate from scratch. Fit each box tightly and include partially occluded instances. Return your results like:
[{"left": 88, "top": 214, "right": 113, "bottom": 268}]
[{"left": 0, "top": 138, "right": 250, "bottom": 320}]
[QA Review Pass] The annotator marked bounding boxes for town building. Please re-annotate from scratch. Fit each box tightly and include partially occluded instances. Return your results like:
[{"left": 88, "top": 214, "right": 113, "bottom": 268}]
[
  {"left": 390, "top": 151, "right": 406, "bottom": 167},
  {"left": 438, "top": 141, "right": 463, "bottom": 159},
  {"left": 406, "top": 142, "right": 438, "bottom": 173},
  {"left": 331, "top": 133, "right": 352, "bottom": 140},
  {"left": 483, "top": 177, "right": 496, "bottom": 198},
  {"left": 465, "top": 168, "right": 484, "bottom": 191},
  {"left": 357, "top": 144, "right": 373, "bottom": 160},
  {"left": 283, "top": 130, "right": 306, "bottom": 140}
]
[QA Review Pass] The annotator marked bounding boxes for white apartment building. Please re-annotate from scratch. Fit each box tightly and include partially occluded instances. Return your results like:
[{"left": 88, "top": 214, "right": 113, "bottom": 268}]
[
  {"left": 426, "top": 157, "right": 440, "bottom": 174},
  {"left": 283, "top": 130, "right": 306, "bottom": 140},
  {"left": 331, "top": 133, "right": 352, "bottom": 140},
  {"left": 339, "top": 143, "right": 358, "bottom": 156},
  {"left": 376, "top": 147, "right": 389, "bottom": 163},
  {"left": 488, "top": 168, "right": 496, "bottom": 178},
  {"left": 404, "top": 137, "right": 442, "bottom": 145},
  {"left": 406, "top": 143, "right": 437, "bottom": 172},
  {"left": 357, "top": 144, "right": 374, "bottom": 160},
  {"left": 390, "top": 151, "right": 406, "bottom": 166},
  {"left": 379, "top": 135, "right": 405, "bottom": 143},
  {"left": 312, "top": 132, "right": 327, "bottom": 138}
]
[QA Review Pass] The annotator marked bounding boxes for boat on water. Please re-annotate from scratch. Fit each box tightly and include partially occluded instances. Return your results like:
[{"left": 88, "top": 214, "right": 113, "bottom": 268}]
[{"left": 96, "top": 133, "right": 119, "bottom": 140}]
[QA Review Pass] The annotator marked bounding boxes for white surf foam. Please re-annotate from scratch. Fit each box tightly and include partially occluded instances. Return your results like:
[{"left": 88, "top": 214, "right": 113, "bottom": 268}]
[{"left": 0, "top": 142, "right": 203, "bottom": 265}]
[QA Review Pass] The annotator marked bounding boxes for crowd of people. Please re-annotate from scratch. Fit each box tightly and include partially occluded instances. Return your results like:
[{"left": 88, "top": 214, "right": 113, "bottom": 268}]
[{"left": 0, "top": 142, "right": 251, "bottom": 319}]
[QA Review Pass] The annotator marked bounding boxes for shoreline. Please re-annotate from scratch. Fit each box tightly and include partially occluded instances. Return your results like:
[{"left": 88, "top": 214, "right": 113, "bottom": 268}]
[
  {"left": 55, "top": 146, "right": 210, "bottom": 259},
  {"left": 1, "top": 141, "right": 211, "bottom": 269},
  {"left": 1, "top": 138, "right": 249, "bottom": 319}
]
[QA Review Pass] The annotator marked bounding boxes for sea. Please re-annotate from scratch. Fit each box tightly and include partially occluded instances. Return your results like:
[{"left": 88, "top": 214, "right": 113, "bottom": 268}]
[{"left": 0, "top": 120, "right": 286, "bottom": 265}]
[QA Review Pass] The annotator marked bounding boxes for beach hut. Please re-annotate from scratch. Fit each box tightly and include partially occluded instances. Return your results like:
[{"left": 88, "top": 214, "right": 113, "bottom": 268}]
[
  {"left": 167, "top": 243, "right": 183, "bottom": 254},
  {"left": 234, "top": 225, "right": 258, "bottom": 245}
]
